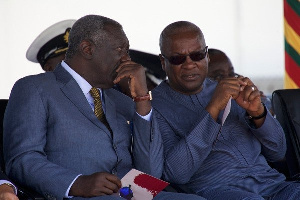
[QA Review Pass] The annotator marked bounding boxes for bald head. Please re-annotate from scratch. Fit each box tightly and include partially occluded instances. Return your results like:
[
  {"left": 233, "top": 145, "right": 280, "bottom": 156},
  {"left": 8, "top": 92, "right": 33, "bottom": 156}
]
[{"left": 159, "top": 21, "right": 205, "bottom": 54}]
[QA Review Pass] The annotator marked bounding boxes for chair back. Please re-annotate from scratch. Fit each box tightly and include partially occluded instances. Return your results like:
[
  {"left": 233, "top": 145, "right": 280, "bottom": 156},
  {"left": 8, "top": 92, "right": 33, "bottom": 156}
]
[
  {"left": 272, "top": 89, "right": 300, "bottom": 177},
  {"left": 0, "top": 99, "right": 8, "bottom": 171}
]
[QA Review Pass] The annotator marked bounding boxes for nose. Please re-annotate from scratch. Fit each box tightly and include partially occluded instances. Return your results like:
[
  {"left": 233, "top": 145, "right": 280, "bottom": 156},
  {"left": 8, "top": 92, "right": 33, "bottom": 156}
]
[
  {"left": 120, "top": 51, "right": 131, "bottom": 62},
  {"left": 182, "top": 55, "right": 195, "bottom": 69}
]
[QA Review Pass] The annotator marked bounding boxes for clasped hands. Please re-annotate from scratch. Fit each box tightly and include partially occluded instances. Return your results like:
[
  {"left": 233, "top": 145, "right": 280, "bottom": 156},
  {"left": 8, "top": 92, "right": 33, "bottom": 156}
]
[{"left": 207, "top": 76, "right": 264, "bottom": 121}]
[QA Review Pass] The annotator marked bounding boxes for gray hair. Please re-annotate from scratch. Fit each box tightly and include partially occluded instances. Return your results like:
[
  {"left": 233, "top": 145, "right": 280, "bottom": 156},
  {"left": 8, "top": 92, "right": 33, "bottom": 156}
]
[{"left": 66, "top": 15, "right": 123, "bottom": 59}]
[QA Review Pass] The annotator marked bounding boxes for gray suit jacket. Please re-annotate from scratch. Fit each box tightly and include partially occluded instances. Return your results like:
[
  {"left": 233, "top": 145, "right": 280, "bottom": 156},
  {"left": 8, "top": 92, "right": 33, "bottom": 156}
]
[{"left": 3, "top": 64, "right": 163, "bottom": 199}]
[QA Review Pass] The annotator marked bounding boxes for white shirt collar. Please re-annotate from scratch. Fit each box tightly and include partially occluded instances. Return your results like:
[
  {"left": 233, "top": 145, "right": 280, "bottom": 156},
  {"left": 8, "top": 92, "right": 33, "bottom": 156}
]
[{"left": 60, "top": 61, "right": 103, "bottom": 107}]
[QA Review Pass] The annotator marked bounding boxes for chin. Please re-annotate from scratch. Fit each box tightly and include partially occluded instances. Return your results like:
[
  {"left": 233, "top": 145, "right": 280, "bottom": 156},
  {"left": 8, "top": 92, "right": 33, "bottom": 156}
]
[{"left": 184, "top": 85, "right": 203, "bottom": 95}]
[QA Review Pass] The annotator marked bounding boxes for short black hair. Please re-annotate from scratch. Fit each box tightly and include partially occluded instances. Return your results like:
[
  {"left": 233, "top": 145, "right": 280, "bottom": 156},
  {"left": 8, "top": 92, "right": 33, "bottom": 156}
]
[{"left": 159, "top": 21, "right": 205, "bottom": 54}]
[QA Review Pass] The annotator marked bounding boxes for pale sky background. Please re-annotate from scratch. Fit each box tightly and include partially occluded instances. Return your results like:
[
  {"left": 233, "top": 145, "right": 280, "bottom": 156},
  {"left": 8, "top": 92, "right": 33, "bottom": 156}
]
[{"left": 0, "top": 0, "right": 284, "bottom": 98}]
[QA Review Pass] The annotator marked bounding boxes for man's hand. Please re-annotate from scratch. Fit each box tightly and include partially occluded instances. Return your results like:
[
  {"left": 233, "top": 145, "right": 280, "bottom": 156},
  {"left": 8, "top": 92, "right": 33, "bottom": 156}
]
[
  {"left": 114, "top": 61, "right": 148, "bottom": 98},
  {"left": 235, "top": 77, "right": 265, "bottom": 127},
  {"left": 206, "top": 76, "right": 246, "bottom": 120},
  {"left": 69, "top": 172, "right": 121, "bottom": 197},
  {"left": 114, "top": 61, "right": 151, "bottom": 116},
  {"left": 235, "top": 77, "right": 262, "bottom": 112},
  {"left": 0, "top": 184, "right": 18, "bottom": 200}
]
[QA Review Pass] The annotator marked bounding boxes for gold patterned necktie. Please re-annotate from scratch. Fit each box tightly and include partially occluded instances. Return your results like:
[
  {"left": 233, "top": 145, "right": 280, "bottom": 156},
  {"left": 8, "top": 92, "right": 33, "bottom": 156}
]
[{"left": 89, "top": 87, "right": 112, "bottom": 133}]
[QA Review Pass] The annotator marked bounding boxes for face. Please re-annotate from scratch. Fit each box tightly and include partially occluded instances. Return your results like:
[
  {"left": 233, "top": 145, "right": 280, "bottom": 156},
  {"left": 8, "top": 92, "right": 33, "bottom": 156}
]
[
  {"left": 160, "top": 30, "right": 209, "bottom": 95},
  {"left": 43, "top": 53, "right": 66, "bottom": 71},
  {"left": 207, "top": 55, "right": 235, "bottom": 81},
  {"left": 89, "top": 26, "right": 130, "bottom": 89}
]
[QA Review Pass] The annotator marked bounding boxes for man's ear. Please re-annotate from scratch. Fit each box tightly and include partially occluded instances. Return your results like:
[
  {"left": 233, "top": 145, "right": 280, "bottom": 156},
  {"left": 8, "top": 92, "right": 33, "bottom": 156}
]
[
  {"left": 159, "top": 54, "right": 166, "bottom": 71},
  {"left": 80, "top": 40, "right": 94, "bottom": 59}
]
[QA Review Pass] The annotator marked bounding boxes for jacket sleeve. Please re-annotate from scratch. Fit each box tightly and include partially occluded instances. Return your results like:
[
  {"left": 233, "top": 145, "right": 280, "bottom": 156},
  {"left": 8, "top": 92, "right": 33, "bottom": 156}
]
[
  {"left": 155, "top": 109, "right": 220, "bottom": 184},
  {"left": 4, "top": 78, "right": 79, "bottom": 200},
  {"left": 249, "top": 111, "right": 287, "bottom": 162},
  {"left": 131, "top": 111, "right": 164, "bottom": 179}
]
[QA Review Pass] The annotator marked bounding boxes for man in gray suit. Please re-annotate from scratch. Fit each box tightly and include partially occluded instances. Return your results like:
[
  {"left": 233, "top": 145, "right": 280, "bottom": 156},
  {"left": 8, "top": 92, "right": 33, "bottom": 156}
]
[{"left": 4, "top": 15, "right": 203, "bottom": 200}]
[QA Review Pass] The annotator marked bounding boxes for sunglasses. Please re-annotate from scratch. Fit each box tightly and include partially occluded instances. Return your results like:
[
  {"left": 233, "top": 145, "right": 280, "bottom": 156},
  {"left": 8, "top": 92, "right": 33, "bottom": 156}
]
[
  {"left": 161, "top": 46, "right": 208, "bottom": 65},
  {"left": 119, "top": 185, "right": 133, "bottom": 200}
]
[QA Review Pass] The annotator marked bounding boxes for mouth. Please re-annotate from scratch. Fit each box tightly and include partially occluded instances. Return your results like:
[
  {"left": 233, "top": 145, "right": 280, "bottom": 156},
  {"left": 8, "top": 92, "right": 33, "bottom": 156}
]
[{"left": 182, "top": 74, "right": 200, "bottom": 81}]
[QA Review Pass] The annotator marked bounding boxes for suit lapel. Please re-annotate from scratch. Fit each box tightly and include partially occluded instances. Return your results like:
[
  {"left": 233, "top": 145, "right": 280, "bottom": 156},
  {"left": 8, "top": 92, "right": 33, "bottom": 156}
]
[
  {"left": 103, "top": 90, "right": 117, "bottom": 136},
  {"left": 54, "top": 64, "right": 112, "bottom": 137}
]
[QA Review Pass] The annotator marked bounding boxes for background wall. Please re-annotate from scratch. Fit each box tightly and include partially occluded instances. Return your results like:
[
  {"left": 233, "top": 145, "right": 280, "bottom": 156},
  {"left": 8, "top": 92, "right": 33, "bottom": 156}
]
[{"left": 0, "top": 0, "right": 284, "bottom": 98}]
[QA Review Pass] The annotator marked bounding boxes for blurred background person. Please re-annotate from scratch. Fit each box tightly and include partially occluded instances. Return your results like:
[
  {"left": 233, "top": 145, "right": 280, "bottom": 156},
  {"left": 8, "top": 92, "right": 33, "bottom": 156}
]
[
  {"left": 26, "top": 19, "right": 76, "bottom": 72},
  {"left": 208, "top": 48, "right": 273, "bottom": 114},
  {"left": 207, "top": 48, "right": 235, "bottom": 81}
]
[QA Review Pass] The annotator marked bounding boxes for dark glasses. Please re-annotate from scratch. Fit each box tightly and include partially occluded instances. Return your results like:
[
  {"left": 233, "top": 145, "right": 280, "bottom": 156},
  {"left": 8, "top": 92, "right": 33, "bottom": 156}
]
[
  {"left": 119, "top": 185, "right": 133, "bottom": 200},
  {"left": 161, "top": 46, "right": 208, "bottom": 65}
]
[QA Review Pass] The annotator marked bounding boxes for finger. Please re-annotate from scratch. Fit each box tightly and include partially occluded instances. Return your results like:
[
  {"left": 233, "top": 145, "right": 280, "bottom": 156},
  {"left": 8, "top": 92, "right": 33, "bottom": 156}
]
[
  {"left": 115, "top": 61, "right": 138, "bottom": 73},
  {"left": 117, "top": 65, "right": 144, "bottom": 78},
  {"left": 114, "top": 64, "right": 143, "bottom": 84},
  {"left": 241, "top": 77, "right": 254, "bottom": 86},
  {"left": 241, "top": 85, "right": 252, "bottom": 102},
  {"left": 104, "top": 183, "right": 120, "bottom": 194},
  {"left": 101, "top": 178, "right": 121, "bottom": 193},
  {"left": 98, "top": 186, "right": 115, "bottom": 195},
  {"left": 222, "top": 77, "right": 247, "bottom": 88},
  {"left": 106, "top": 174, "right": 122, "bottom": 189},
  {"left": 242, "top": 85, "right": 260, "bottom": 102},
  {"left": 114, "top": 72, "right": 133, "bottom": 84},
  {"left": 248, "top": 89, "right": 261, "bottom": 102},
  {"left": 220, "top": 79, "right": 244, "bottom": 97},
  {"left": 233, "top": 77, "right": 247, "bottom": 91}
]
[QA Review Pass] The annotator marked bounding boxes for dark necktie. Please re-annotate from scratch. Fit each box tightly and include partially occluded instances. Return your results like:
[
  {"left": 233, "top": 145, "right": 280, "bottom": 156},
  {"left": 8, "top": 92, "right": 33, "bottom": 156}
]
[{"left": 89, "top": 87, "right": 112, "bottom": 133}]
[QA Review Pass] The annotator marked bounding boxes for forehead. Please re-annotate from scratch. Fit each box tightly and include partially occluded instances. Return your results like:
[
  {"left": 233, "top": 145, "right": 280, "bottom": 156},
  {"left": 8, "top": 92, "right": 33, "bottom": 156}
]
[
  {"left": 209, "top": 63, "right": 230, "bottom": 72},
  {"left": 105, "top": 25, "right": 129, "bottom": 47},
  {"left": 164, "top": 30, "right": 205, "bottom": 54},
  {"left": 210, "top": 54, "right": 232, "bottom": 69}
]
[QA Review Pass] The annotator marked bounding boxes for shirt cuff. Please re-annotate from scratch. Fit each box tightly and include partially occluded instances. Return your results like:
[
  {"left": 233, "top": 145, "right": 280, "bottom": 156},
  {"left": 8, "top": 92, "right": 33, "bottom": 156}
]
[
  {"left": 136, "top": 108, "right": 152, "bottom": 121},
  {"left": 65, "top": 174, "right": 82, "bottom": 198},
  {"left": 0, "top": 180, "right": 17, "bottom": 194}
]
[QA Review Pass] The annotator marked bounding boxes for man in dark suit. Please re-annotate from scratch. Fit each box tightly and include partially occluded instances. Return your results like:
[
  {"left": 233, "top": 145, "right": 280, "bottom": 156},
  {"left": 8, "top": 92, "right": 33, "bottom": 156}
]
[{"left": 4, "top": 15, "right": 203, "bottom": 200}]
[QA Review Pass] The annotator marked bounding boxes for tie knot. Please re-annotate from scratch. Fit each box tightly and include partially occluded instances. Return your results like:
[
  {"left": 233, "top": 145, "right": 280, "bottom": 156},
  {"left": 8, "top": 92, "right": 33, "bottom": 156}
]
[{"left": 90, "top": 87, "right": 100, "bottom": 99}]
